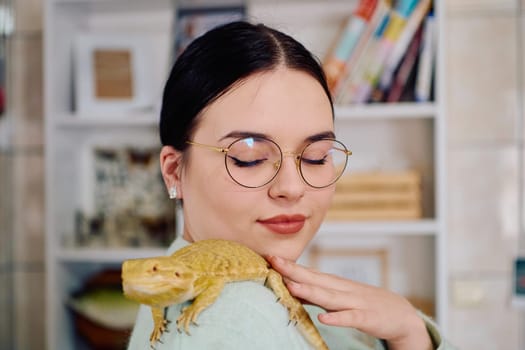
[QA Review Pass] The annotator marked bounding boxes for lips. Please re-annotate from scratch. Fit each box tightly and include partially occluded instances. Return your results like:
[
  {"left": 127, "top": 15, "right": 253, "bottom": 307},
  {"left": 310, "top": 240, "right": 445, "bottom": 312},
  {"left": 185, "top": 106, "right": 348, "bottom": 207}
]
[{"left": 257, "top": 214, "right": 306, "bottom": 234}]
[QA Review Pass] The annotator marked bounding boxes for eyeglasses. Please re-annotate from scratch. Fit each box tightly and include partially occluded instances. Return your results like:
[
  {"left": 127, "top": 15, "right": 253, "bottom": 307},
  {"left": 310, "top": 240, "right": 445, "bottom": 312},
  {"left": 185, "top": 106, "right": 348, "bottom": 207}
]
[{"left": 186, "top": 137, "right": 352, "bottom": 188}]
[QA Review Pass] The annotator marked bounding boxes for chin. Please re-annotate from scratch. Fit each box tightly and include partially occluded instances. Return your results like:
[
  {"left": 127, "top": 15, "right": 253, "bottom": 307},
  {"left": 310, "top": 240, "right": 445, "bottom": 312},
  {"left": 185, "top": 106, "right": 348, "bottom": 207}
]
[{"left": 273, "top": 242, "right": 307, "bottom": 262}]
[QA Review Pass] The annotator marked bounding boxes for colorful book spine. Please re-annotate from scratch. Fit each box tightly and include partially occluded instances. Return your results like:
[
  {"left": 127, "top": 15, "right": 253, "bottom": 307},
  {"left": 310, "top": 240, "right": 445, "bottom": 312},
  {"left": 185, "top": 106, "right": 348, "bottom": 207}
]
[
  {"left": 337, "top": 3, "right": 392, "bottom": 104},
  {"left": 322, "top": 0, "right": 378, "bottom": 93},
  {"left": 386, "top": 23, "right": 424, "bottom": 102},
  {"left": 415, "top": 12, "right": 436, "bottom": 102},
  {"left": 379, "top": 0, "right": 431, "bottom": 92},
  {"left": 351, "top": 0, "right": 420, "bottom": 104},
  {"left": 334, "top": 0, "right": 391, "bottom": 104}
]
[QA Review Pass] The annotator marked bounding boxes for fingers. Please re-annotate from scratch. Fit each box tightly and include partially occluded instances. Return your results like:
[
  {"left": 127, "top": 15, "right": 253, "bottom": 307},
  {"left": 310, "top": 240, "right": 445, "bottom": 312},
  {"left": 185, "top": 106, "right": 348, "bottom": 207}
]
[
  {"left": 318, "top": 309, "right": 376, "bottom": 330},
  {"left": 286, "top": 279, "right": 380, "bottom": 333},
  {"left": 267, "top": 256, "right": 316, "bottom": 280},
  {"left": 267, "top": 255, "right": 358, "bottom": 292},
  {"left": 268, "top": 256, "right": 431, "bottom": 348},
  {"left": 285, "top": 279, "right": 363, "bottom": 312}
]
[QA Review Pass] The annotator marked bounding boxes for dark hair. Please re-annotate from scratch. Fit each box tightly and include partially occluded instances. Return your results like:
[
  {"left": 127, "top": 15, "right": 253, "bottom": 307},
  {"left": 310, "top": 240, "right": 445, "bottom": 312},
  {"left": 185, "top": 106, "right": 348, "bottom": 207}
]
[{"left": 159, "top": 21, "right": 333, "bottom": 149}]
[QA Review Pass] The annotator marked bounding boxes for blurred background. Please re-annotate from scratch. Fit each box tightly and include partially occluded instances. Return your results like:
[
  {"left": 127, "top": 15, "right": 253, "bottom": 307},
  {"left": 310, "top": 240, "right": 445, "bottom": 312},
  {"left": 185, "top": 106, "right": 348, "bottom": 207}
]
[{"left": 0, "top": 0, "right": 523, "bottom": 349}]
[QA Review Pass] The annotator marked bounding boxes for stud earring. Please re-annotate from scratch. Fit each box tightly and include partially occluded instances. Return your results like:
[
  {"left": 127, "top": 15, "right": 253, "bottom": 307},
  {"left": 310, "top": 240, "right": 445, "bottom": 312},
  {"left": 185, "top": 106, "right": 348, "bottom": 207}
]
[{"left": 168, "top": 186, "right": 177, "bottom": 199}]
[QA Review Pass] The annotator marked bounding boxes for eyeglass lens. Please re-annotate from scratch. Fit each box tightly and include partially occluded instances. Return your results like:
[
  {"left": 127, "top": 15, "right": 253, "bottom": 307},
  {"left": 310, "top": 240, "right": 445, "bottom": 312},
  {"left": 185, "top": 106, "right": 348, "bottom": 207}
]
[{"left": 224, "top": 137, "right": 348, "bottom": 188}]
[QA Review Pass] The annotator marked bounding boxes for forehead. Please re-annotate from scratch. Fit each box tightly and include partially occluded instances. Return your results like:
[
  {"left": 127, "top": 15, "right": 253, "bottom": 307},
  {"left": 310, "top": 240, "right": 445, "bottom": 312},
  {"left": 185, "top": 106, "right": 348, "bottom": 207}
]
[{"left": 193, "top": 68, "right": 334, "bottom": 144}]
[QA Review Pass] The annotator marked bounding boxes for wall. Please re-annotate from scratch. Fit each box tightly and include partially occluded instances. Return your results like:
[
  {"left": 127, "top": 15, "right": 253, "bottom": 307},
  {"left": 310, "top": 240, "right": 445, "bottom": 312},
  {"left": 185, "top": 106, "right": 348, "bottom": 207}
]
[
  {"left": 2, "top": 0, "right": 524, "bottom": 348},
  {"left": 446, "top": 0, "right": 522, "bottom": 348}
]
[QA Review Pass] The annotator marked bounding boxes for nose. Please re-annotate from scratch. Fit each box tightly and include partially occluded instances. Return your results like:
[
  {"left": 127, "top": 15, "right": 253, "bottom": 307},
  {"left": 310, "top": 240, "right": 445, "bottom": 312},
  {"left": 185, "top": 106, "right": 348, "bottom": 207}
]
[
  {"left": 121, "top": 260, "right": 134, "bottom": 279},
  {"left": 268, "top": 154, "right": 305, "bottom": 201}
]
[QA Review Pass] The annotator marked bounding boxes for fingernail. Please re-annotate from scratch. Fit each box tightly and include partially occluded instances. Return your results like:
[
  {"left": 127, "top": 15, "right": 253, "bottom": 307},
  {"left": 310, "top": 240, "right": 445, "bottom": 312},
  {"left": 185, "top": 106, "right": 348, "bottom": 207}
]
[{"left": 319, "top": 313, "right": 332, "bottom": 321}]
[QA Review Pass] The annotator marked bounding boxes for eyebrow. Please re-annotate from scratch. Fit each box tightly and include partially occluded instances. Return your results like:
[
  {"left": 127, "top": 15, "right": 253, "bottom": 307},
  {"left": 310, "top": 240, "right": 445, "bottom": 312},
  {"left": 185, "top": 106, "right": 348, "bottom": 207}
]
[{"left": 219, "top": 130, "right": 336, "bottom": 143}]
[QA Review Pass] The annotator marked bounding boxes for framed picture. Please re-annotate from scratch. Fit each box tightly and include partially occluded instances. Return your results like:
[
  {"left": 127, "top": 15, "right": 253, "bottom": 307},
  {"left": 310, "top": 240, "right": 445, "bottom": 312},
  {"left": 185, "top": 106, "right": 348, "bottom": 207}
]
[
  {"left": 74, "top": 33, "right": 155, "bottom": 115},
  {"left": 309, "top": 246, "right": 389, "bottom": 288},
  {"left": 80, "top": 134, "right": 163, "bottom": 215},
  {"left": 174, "top": 5, "right": 246, "bottom": 58},
  {"left": 77, "top": 135, "right": 175, "bottom": 247}
]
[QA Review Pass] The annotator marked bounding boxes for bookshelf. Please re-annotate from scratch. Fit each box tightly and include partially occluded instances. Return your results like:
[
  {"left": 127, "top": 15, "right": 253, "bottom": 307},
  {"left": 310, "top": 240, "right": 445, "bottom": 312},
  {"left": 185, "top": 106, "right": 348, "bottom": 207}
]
[
  {"left": 335, "top": 102, "right": 437, "bottom": 119},
  {"left": 44, "top": 0, "right": 447, "bottom": 348}
]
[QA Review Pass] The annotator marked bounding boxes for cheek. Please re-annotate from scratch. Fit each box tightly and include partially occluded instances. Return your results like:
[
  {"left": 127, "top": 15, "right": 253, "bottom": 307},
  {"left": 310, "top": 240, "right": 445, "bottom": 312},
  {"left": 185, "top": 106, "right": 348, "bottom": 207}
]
[
  {"left": 186, "top": 192, "right": 261, "bottom": 242},
  {"left": 311, "top": 187, "right": 336, "bottom": 210},
  {"left": 182, "top": 156, "right": 229, "bottom": 194},
  {"left": 181, "top": 162, "right": 260, "bottom": 232}
]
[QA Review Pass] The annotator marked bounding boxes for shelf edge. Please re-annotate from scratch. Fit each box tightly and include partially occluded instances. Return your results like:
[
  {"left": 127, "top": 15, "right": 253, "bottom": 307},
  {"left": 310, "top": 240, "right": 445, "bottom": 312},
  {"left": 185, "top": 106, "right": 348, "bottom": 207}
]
[
  {"left": 56, "top": 247, "right": 167, "bottom": 263},
  {"left": 335, "top": 102, "right": 436, "bottom": 120},
  {"left": 319, "top": 219, "right": 438, "bottom": 236}
]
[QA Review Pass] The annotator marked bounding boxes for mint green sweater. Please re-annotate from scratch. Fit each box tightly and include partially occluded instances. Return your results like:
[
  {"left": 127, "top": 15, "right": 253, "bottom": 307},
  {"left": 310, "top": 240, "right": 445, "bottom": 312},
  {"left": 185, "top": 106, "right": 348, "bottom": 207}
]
[{"left": 127, "top": 238, "right": 456, "bottom": 350}]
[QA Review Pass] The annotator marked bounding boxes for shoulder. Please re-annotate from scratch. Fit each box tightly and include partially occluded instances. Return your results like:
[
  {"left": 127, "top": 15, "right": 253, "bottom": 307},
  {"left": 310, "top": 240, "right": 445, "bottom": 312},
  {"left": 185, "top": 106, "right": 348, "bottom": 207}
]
[
  {"left": 128, "top": 281, "right": 312, "bottom": 350},
  {"left": 206, "top": 280, "right": 292, "bottom": 323},
  {"left": 183, "top": 281, "right": 311, "bottom": 348}
]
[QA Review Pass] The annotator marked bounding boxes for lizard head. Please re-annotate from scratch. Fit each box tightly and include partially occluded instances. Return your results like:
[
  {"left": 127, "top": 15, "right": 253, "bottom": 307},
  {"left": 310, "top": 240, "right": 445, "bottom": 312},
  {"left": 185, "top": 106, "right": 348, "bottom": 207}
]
[{"left": 121, "top": 256, "right": 196, "bottom": 306}]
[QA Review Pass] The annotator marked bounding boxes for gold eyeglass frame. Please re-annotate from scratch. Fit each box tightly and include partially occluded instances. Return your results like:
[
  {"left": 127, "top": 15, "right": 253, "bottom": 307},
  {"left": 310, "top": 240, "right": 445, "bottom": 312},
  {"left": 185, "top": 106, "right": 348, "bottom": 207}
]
[{"left": 186, "top": 137, "right": 352, "bottom": 189}]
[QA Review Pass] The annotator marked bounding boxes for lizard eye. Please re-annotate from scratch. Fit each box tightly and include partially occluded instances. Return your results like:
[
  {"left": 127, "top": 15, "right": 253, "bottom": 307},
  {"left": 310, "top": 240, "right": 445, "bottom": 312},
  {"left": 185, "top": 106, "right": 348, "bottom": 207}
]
[
  {"left": 152, "top": 265, "right": 158, "bottom": 272},
  {"left": 174, "top": 272, "right": 180, "bottom": 277}
]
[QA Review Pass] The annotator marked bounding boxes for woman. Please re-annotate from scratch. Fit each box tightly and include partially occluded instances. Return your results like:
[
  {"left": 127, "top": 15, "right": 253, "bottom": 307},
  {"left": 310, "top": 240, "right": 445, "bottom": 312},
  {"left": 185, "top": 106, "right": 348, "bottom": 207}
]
[{"left": 128, "top": 21, "right": 455, "bottom": 350}]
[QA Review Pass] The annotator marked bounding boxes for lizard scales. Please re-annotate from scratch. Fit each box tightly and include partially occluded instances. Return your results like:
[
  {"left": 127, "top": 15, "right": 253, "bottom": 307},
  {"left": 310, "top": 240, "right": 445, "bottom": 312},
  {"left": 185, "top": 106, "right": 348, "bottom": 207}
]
[{"left": 122, "top": 238, "right": 329, "bottom": 349}]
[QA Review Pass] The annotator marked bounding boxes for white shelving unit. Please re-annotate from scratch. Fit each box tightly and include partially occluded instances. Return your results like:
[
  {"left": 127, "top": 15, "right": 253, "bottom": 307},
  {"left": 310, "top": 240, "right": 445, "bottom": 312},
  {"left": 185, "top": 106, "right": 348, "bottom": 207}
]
[{"left": 44, "top": 0, "right": 447, "bottom": 348}]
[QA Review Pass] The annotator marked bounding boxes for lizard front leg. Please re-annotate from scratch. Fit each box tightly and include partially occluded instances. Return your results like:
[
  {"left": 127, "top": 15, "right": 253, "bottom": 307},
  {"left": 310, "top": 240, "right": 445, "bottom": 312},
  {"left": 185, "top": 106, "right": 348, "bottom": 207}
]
[
  {"left": 265, "top": 269, "right": 307, "bottom": 323},
  {"left": 266, "top": 269, "right": 329, "bottom": 350},
  {"left": 177, "top": 279, "right": 225, "bottom": 334},
  {"left": 150, "top": 306, "right": 169, "bottom": 347}
]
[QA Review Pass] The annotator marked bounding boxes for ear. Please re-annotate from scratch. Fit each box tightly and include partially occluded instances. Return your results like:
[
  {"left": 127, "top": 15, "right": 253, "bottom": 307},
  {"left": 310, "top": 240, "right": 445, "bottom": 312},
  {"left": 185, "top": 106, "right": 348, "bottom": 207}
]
[{"left": 160, "top": 145, "right": 184, "bottom": 198}]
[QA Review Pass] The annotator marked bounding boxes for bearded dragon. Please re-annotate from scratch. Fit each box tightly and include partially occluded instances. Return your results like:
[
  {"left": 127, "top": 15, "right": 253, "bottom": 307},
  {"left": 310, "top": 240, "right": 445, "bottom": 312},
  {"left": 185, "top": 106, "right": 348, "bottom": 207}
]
[{"left": 122, "top": 238, "right": 328, "bottom": 350}]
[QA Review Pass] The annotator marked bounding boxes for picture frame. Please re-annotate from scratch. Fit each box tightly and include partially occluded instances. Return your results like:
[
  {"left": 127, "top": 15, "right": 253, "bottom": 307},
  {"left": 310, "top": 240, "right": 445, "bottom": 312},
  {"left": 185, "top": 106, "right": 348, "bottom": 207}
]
[
  {"left": 79, "top": 133, "right": 162, "bottom": 216},
  {"left": 73, "top": 33, "right": 156, "bottom": 115},
  {"left": 174, "top": 5, "right": 246, "bottom": 58},
  {"left": 309, "top": 246, "right": 389, "bottom": 288},
  {"left": 76, "top": 134, "right": 175, "bottom": 247}
]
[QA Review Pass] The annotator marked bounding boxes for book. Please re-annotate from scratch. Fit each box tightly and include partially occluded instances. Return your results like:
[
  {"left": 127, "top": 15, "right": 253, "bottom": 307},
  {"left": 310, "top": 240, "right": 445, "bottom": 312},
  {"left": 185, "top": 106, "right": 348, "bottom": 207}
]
[
  {"left": 386, "top": 22, "right": 424, "bottom": 102},
  {"left": 415, "top": 12, "right": 436, "bottom": 102},
  {"left": 334, "top": 0, "right": 391, "bottom": 105},
  {"left": 350, "top": 0, "right": 420, "bottom": 104},
  {"left": 322, "top": 0, "right": 378, "bottom": 93},
  {"left": 327, "top": 170, "right": 423, "bottom": 220},
  {"left": 378, "top": 0, "right": 432, "bottom": 92}
]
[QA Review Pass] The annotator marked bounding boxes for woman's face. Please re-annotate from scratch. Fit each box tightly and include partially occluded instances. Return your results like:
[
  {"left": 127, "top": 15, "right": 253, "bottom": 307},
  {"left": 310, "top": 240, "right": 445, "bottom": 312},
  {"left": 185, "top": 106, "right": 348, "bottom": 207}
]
[{"left": 177, "top": 68, "right": 335, "bottom": 261}]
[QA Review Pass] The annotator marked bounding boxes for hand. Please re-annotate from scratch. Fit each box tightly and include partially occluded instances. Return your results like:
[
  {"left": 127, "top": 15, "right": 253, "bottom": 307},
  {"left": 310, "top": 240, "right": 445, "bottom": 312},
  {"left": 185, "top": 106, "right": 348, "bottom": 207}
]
[{"left": 267, "top": 256, "right": 433, "bottom": 350}]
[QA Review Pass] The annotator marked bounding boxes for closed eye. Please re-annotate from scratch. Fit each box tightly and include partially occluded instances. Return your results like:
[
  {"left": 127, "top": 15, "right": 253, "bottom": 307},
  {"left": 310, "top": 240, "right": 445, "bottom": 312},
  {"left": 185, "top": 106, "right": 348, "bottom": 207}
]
[
  {"left": 302, "top": 156, "right": 327, "bottom": 165},
  {"left": 228, "top": 155, "right": 268, "bottom": 167}
]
